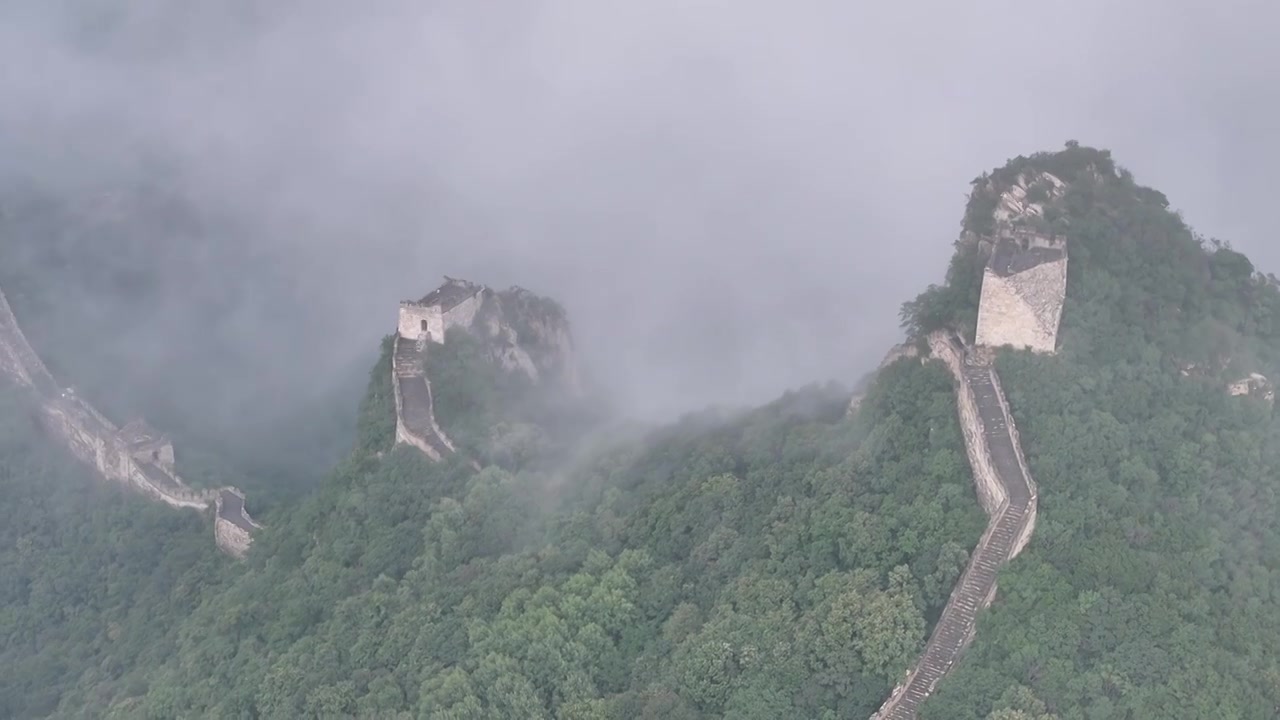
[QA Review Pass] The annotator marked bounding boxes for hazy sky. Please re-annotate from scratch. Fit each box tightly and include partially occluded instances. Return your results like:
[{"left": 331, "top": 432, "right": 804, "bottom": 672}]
[{"left": 2, "top": 1, "right": 1278, "bottom": 420}]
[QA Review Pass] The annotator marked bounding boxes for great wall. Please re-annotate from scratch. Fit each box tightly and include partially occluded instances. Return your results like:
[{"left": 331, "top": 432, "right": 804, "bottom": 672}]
[
  {"left": 871, "top": 332, "right": 1039, "bottom": 719},
  {"left": 392, "top": 277, "right": 581, "bottom": 462},
  {"left": 871, "top": 170, "right": 1064, "bottom": 719},
  {"left": 0, "top": 285, "right": 260, "bottom": 557},
  {"left": 0, "top": 271, "right": 575, "bottom": 559},
  {"left": 6, "top": 156, "right": 1222, "bottom": 715}
]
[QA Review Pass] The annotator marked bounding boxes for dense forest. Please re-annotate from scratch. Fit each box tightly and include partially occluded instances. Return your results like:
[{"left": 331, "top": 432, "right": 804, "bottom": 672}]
[
  {"left": 3, "top": 145, "right": 1280, "bottom": 718},
  {"left": 908, "top": 145, "right": 1280, "bottom": 718}
]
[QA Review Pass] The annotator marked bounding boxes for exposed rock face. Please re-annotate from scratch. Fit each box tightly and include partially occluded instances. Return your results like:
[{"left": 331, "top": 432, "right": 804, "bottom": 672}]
[
  {"left": 974, "top": 171, "right": 1070, "bottom": 354},
  {"left": 0, "top": 285, "right": 258, "bottom": 556},
  {"left": 487, "top": 287, "right": 583, "bottom": 393},
  {"left": 991, "top": 171, "right": 1067, "bottom": 224},
  {"left": 392, "top": 277, "right": 581, "bottom": 460}
]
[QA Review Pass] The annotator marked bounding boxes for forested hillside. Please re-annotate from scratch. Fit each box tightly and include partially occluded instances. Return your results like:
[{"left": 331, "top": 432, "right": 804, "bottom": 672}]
[
  {"left": 117, "top": 335, "right": 988, "bottom": 718},
  {"left": 4, "top": 144, "right": 1280, "bottom": 719},
  {"left": 907, "top": 145, "right": 1280, "bottom": 719},
  {"left": 0, "top": 386, "right": 226, "bottom": 719}
]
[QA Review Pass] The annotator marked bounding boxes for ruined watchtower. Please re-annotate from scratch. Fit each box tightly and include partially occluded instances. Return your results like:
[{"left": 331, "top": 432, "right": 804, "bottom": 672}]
[
  {"left": 974, "top": 230, "right": 1068, "bottom": 353},
  {"left": 973, "top": 171, "right": 1070, "bottom": 354},
  {"left": 397, "top": 277, "right": 487, "bottom": 345}
]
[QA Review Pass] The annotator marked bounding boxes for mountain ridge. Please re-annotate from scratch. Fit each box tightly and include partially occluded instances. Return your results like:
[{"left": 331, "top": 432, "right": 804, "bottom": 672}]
[{"left": 3, "top": 143, "right": 1280, "bottom": 718}]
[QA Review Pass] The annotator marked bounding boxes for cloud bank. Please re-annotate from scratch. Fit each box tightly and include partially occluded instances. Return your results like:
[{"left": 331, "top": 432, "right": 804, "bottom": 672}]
[{"left": 2, "top": 0, "right": 1277, "bottom": 423}]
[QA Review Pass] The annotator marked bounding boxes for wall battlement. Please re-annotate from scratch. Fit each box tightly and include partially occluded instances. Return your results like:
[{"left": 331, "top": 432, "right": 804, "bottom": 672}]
[
  {"left": 872, "top": 331, "right": 1039, "bottom": 719},
  {"left": 0, "top": 284, "right": 258, "bottom": 557}
]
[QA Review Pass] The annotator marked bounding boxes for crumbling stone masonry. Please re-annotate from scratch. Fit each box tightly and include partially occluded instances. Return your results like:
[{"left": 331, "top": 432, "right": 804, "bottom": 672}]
[
  {"left": 872, "top": 332, "right": 1039, "bottom": 720},
  {"left": 974, "top": 233, "right": 1068, "bottom": 354},
  {"left": 214, "top": 488, "right": 261, "bottom": 558},
  {"left": 0, "top": 285, "right": 258, "bottom": 557},
  {"left": 397, "top": 277, "right": 486, "bottom": 345}
]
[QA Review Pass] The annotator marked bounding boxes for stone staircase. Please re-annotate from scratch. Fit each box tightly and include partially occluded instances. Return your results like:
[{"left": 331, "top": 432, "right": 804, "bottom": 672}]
[
  {"left": 392, "top": 335, "right": 455, "bottom": 459},
  {"left": 873, "top": 336, "right": 1038, "bottom": 719},
  {"left": 394, "top": 338, "right": 425, "bottom": 377}
]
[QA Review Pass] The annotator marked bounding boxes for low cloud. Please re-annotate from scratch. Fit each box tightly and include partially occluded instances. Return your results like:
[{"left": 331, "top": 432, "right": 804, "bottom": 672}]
[{"left": 1, "top": 0, "right": 1277, "bottom": 423}]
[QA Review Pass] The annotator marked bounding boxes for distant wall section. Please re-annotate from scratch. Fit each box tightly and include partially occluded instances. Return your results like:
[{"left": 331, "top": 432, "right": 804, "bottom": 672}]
[{"left": 0, "top": 285, "right": 257, "bottom": 557}]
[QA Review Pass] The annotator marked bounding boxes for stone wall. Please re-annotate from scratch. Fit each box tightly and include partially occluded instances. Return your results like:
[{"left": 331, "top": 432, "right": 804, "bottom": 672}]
[
  {"left": 872, "top": 332, "right": 1039, "bottom": 720},
  {"left": 442, "top": 292, "right": 485, "bottom": 334},
  {"left": 991, "top": 171, "right": 1066, "bottom": 224},
  {"left": 987, "top": 363, "right": 1039, "bottom": 559},
  {"left": 215, "top": 516, "right": 254, "bottom": 557},
  {"left": 391, "top": 334, "right": 456, "bottom": 460},
  {"left": 214, "top": 489, "right": 260, "bottom": 557},
  {"left": 1, "top": 284, "right": 255, "bottom": 555},
  {"left": 39, "top": 396, "right": 218, "bottom": 511},
  {"left": 398, "top": 303, "right": 444, "bottom": 344},
  {"left": 0, "top": 287, "right": 58, "bottom": 394},
  {"left": 974, "top": 256, "right": 1068, "bottom": 354},
  {"left": 392, "top": 278, "right": 584, "bottom": 464},
  {"left": 927, "top": 333, "right": 1007, "bottom": 515}
]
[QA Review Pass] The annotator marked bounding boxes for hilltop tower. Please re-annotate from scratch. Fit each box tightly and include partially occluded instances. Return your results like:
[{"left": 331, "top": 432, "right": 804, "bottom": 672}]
[
  {"left": 397, "top": 276, "right": 487, "bottom": 345},
  {"left": 974, "top": 230, "right": 1068, "bottom": 353},
  {"left": 973, "top": 171, "right": 1070, "bottom": 354},
  {"left": 391, "top": 276, "right": 584, "bottom": 460}
]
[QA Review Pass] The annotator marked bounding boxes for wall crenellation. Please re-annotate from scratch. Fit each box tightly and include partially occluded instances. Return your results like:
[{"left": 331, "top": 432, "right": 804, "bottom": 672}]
[{"left": 0, "top": 284, "right": 258, "bottom": 557}]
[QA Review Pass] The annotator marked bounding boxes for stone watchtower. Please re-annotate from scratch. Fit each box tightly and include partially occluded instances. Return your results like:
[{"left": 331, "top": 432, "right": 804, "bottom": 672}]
[
  {"left": 974, "top": 229, "right": 1068, "bottom": 353},
  {"left": 397, "top": 277, "right": 487, "bottom": 345}
]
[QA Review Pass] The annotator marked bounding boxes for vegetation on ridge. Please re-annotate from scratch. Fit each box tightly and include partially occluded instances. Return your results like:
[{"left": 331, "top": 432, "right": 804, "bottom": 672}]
[
  {"left": 907, "top": 144, "right": 1280, "bottom": 719},
  {"left": 3, "top": 144, "right": 1280, "bottom": 718}
]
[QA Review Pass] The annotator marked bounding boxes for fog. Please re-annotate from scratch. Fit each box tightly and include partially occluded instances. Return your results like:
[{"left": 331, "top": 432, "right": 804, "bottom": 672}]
[{"left": 2, "top": 0, "right": 1278, "bottom": 428}]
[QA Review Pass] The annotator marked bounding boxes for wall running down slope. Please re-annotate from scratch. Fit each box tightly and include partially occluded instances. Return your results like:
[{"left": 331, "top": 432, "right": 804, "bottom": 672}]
[
  {"left": 0, "top": 285, "right": 260, "bottom": 557},
  {"left": 392, "top": 277, "right": 582, "bottom": 462},
  {"left": 392, "top": 333, "right": 456, "bottom": 460},
  {"left": 871, "top": 331, "right": 1039, "bottom": 720}
]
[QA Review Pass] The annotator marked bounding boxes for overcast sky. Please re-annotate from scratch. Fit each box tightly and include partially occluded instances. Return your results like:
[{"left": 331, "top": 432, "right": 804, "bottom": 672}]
[{"left": 2, "top": 0, "right": 1278, "bottom": 420}]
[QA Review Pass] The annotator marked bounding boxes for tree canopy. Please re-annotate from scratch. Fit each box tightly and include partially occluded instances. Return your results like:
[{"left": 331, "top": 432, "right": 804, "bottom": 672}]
[{"left": 4, "top": 144, "right": 1280, "bottom": 718}]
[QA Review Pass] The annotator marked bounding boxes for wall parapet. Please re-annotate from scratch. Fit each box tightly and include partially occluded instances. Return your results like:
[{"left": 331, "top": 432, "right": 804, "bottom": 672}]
[
  {"left": 0, "top": 284, "right": 256, "bottom": 557},
  {"left": 392, "top": 334, "right": 456, "bottom": 460},
  {"left": 927, "top": 333, "right": 1007, "bottom": 516},
  {"left": 872, "top": 332, "right": 1039, "bottom": 720}
]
